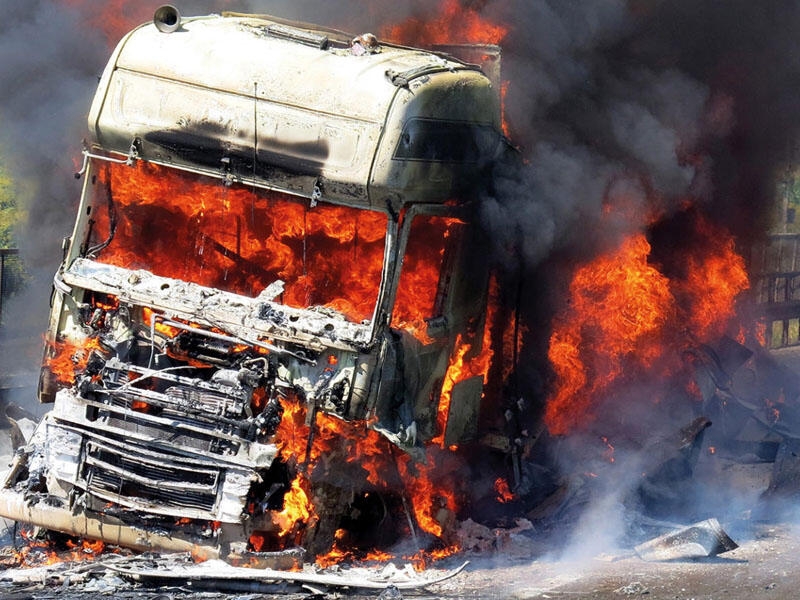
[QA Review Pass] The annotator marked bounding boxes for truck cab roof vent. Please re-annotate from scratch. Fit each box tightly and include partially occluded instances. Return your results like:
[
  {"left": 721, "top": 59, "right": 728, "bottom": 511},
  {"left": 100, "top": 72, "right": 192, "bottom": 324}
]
[{"left": 266, "top": 23, "right": 329, "bottom": 50}]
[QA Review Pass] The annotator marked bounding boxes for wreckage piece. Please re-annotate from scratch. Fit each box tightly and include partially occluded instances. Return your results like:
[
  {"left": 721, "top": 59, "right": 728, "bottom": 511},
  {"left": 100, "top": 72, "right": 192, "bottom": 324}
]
[
  {"left": 108, "top": 556, "right": 469, "bottom": 592},
  {"left": 758, "top": 438, "right": 800, "bottom": 520},
  {"left": 634, "top": 518, "right": 738, "bottom": 561},
  {"left": 637, "top": 416, "right": 712, "bottom": 517},
  {"left": 226, "top": 546, "right": 305, "bottom": 570},
  {"left": 767, "top": 437, "right": 800, "bottom": 497}
]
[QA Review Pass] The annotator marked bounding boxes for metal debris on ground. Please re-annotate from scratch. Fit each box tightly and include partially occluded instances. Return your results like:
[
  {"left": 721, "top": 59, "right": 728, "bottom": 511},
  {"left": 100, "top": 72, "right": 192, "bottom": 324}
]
[
  {"left": 0, "top": 550, "right": 468, "bottom": 596},
  {"left": 614, "top": 581, "right": 649, "bottom": 595},
  {"left": 0, "top": 554, "right": 130, "bottom": 594},
  {"left": 107, "top": 553, "right": 469, "bottom": 594},
  {"left": 634, "top": 518, "right": 738, "bottom": 561}
]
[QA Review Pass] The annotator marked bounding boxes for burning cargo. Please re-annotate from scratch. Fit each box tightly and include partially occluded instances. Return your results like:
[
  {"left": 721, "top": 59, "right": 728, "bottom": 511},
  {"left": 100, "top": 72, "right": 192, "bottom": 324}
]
[{"left": 0, "top": 7, "right": 510, "bottom": 560}]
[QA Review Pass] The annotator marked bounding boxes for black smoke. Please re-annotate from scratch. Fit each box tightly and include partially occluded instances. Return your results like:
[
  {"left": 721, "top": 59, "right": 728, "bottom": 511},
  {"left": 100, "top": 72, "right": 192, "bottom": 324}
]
[{"left": 479, "top": 0, "right": 797, "bottom": 266}]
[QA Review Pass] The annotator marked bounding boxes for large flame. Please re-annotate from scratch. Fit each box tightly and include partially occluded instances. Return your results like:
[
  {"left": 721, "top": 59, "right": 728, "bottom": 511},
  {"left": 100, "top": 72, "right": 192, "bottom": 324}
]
[
  {"left": 92, "top": 161, "right": 387, "bottom": 323},
  {"left": 672, "top": 216, "right": 751, "bottom": 340},
  {"left": 545, "top": 214, "right": 749, "bottom": 436}
]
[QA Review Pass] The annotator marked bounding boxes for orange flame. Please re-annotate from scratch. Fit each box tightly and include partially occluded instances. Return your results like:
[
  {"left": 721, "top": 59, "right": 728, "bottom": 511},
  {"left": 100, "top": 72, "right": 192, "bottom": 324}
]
[
  {"left": 545, "top": 233, "right": 673, "bottom": 435},
  {"left": 545, "top": 214, "right": 750, "bottom": 436},
  {"left": 271, "top": 473, "right": 317, "bottom": 538},
  {"left": 382, "top": 0, "right": 508, "bottom": 46},
  {"left": 269, "top": 395, "right": 464, "bottom": 561},
  {"left": 392, "top": 215, "right": 465, "bottom": 342},
  {"left": 92, "top": 161, "right": 387, "bottom": 324},
  {"left": 395, "top": 450, "right": 459, "bottom": 539},
  {"left": 433, "top": 335, "right": 473, "bottom": 447},
  {"left": 494, "top": 477, "right": 514, "bottom": 503},
  {"left": 432, "top": 278, "right": 498, "bottom": 447},
  {"left": 407, "top": 544, "right": 462, "bottom": 571},
  {"left": 43, "top": 337, "right": 106, "bottom": 386},
  {"left": 315, "top": 529, "right": 354, "bottom": 568},
  {"left": 672, "top": 216, "right": 749, "bottom": 340},
  {"left": 14, "top": 531, "right": 107, "bottom": 567},
  {"left": 380, "top": 0, "right": 511, "bottom": 136}
]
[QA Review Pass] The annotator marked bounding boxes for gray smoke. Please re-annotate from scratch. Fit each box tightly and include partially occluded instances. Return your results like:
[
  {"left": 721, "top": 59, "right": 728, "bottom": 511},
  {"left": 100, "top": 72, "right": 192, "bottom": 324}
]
[
  {"left": 0, "top": 1, "right": 108, "bottom": 392},
  {"left": 479, "top": 1, "right": 707, "bottom": 269},
  {"left": 0, "top": 2, "right": 101, "bottom": 263}
]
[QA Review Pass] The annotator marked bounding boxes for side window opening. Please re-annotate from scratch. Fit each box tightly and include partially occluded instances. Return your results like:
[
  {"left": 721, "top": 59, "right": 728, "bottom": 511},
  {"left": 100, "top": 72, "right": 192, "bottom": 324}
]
[
  {"left": 393, "top": 119, "right": 499, "bottom": 163},
  {"left": 391, "top": 213, "right": 465, "bottom": 342}
]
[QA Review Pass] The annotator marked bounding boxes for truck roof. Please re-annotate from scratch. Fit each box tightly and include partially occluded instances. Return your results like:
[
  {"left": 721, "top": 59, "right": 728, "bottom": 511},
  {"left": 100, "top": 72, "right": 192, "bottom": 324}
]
[{"left": 88, "top": 12, "right": 501, "bottom": 209}]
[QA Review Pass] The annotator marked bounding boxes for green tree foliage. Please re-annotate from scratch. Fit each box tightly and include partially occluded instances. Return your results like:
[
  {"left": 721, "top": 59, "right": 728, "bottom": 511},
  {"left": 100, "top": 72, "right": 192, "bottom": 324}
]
[{"left": 0, "top": 156, "right": 28, "bottom": 316}]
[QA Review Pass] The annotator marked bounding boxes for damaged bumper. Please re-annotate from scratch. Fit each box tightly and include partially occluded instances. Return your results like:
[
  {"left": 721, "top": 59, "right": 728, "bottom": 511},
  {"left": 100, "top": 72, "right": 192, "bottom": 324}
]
[{"left": 0, "top": 481, "right": 225, "bottom": 559}]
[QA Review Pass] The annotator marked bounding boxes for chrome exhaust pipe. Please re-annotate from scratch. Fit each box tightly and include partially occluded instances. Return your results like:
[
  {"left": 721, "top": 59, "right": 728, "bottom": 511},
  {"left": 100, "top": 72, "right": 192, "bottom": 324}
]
[{"left": 153, "top": 5, "right": 181, "bottom": 33}]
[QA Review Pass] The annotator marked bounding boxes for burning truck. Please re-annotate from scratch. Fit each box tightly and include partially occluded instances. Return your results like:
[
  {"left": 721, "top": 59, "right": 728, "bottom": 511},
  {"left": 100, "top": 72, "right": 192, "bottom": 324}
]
[{"left": 0, "top": 7, "right": 512, "bottom": 560}]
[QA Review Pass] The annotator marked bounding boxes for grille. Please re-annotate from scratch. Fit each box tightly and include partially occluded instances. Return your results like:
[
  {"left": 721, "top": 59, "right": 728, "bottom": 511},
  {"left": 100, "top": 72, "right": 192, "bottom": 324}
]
[{"left": 82, "top": 440, "right": 220, "bottom": 516}]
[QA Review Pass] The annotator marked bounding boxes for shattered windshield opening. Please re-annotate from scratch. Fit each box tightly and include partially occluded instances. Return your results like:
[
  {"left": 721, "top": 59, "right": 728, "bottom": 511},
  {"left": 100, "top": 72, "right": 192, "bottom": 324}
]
[
  {"left": 85, "top": 160, "right": 387, "bottom": 323},
  {"left": 392, "top": 213, "right": 465, "bottom": 343}
]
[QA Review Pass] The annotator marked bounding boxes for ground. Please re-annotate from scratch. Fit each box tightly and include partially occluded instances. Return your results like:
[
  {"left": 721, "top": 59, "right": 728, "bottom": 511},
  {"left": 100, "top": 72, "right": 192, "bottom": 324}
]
[{"left": 440, "top": 524, "right": 800, "bottom": 599}]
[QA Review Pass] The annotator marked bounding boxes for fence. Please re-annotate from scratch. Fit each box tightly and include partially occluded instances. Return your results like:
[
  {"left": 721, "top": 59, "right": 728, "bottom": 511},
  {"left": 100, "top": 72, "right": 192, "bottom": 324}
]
[{"left": 752, "top": 234, "right": 800, "bottom": 348}]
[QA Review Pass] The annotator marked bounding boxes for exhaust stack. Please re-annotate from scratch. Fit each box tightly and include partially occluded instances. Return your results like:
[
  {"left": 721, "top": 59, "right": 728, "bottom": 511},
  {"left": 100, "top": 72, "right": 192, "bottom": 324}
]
[{"left": 153, "top": 5, "right": 180, "bottom": 33}]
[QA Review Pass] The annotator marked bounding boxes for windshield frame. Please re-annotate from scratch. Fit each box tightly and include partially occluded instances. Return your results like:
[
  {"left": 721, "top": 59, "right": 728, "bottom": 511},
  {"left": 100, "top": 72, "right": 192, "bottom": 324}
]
[{"left": 69, "top": 153, "right": 395, "bottom": 345}]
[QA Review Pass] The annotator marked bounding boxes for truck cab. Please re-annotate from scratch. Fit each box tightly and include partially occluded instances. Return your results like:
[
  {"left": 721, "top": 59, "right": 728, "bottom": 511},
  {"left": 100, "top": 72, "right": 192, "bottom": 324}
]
[{"left": 1, "top": 9, "right": 506, "bottom": 558}]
